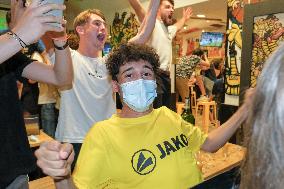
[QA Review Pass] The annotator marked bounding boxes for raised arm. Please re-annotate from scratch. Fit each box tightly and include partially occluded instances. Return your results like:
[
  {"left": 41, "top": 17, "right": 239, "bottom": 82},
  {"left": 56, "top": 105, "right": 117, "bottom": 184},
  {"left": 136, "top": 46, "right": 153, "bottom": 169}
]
[
  {"left": 174, "top": 7, "right": 193, "bottom": 31},
  {"left": 128, "top": 0, "right": 160, "bottom": 44},
  {"left": 128, "top": 0, "right": 146, "bottom": 23},
  {"left": 22, "top": 37, "right": 73, "bottom": 87},
  {"left": 199, "top": 55, "right": 210, "bottom": 69},
  {"left": 0, "top": 0, "right": 65, "bottom": 64},
  {"left": 201, "top": 88, "right": 255, "bottom": 152}
]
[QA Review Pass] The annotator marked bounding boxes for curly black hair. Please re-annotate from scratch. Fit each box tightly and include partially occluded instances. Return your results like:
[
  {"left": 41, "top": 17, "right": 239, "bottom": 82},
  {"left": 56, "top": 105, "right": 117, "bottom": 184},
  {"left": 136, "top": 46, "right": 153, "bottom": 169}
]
[{"left": 106, "top": 43, "right": 160, "bottom": 81}]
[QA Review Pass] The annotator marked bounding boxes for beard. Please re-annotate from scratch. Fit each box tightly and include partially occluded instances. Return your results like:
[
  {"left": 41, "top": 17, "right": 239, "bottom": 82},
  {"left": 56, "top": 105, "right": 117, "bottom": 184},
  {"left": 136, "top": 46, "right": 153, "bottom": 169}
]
[{"left": 161, "top": 14, "right": 173, "bottom": 26}]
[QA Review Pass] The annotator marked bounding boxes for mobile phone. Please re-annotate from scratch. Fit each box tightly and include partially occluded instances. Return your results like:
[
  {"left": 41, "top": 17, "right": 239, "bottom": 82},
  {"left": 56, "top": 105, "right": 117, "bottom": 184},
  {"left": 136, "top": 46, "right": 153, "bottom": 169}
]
[{"left": 41, "top": 0, "right": 64, "bottom": 27}]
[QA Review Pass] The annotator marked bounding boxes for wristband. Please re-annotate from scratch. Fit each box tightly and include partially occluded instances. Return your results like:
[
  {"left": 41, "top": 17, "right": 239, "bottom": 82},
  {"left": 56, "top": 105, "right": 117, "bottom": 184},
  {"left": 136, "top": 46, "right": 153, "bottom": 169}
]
[
  {"left": 7, "top": 30, "right": 28, "bottom": 48},
  {"left": 53, "top": 41, "right": 69, "bottom": 50}
]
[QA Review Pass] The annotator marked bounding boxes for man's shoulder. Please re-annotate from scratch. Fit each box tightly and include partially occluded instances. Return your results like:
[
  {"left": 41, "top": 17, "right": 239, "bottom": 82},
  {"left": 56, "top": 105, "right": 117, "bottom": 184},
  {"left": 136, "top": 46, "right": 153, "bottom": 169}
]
[
  {"left": 155, "top": 106, "right": 177, "bottom": 117},
  {"left": 87, "top": 117, "right": 114, "bottom": 136}
]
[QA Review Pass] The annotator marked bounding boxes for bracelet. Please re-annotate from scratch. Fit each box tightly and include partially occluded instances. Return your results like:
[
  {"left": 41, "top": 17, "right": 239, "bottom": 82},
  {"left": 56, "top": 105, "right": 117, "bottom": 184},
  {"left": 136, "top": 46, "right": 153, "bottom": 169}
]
[
  {"left": 53, "top": 40, "right": 69, "bottom": 50},
  {"left": 7, "top": 30, "right": 28, "bottom": 48}
]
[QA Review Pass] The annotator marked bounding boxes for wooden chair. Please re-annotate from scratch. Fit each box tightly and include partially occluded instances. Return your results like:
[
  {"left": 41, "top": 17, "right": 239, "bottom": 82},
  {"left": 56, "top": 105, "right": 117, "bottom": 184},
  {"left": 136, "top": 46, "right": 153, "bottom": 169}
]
[{"left": 195, "top": 101, "right": 218, "bottom": 133}]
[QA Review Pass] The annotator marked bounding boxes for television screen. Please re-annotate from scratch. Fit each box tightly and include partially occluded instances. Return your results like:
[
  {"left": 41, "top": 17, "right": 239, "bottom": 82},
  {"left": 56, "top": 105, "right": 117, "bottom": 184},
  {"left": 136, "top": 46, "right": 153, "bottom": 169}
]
[
  {"left": 103, "top": 42, "right": 112, "bottom": 56},
  {"left": 199, "top": 32, "right": 224, "bottom": 47},
  {"left": 0, "top": 9, "right": 8, "bottom": 33}
]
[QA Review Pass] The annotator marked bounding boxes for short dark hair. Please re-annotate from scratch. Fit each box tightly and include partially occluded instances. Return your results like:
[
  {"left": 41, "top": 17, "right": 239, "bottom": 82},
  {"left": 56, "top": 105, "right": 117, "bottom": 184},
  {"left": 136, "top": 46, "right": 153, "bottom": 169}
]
[
  {"left": 73, "top": 9, "right": 106, "bottom": 37},
  {"left": 211, "top": 58, "right": 223, "bottom": 69},
  {"left": 161, "top": 0, "right": 174, "bottom": 6},
  {"left": 106, "top": 43, "right": 160, "bottom": 81},
  {"left": 192, "top": 48, "right": 204, "bottom": 57}
]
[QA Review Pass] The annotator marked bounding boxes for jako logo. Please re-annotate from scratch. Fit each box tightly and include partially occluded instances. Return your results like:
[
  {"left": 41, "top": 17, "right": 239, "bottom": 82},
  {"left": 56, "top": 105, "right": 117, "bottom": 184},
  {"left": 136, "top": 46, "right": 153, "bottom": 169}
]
[{"left": 131, "top": 149, "right": 156, "bottom": 175}]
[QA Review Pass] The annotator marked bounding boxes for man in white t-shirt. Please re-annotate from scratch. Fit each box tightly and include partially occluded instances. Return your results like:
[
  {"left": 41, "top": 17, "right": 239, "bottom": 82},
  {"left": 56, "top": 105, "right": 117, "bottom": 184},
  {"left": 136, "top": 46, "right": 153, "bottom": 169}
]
[
  {"left": 56, "top": 2, "right": 160, "bottom": 170},
  {"left": 128, "top": 0, "right": 193, "bottom": 109},
  {"left": 54, "top": 10, "right": 115, "bottom": 170}
]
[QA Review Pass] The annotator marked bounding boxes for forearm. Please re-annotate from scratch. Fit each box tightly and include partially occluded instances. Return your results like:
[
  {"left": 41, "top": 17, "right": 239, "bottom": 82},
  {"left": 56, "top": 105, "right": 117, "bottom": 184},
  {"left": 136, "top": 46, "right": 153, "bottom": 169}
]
[
  {"left": 129, "top": 0, "right": 159, "bottom": 44},
  {"left": 201, "top": 104, "right": 248, "bottom": 152},
  {"left": 128, "top": 0, "right": 146, "bottom": 23},
  {"left": 0, "top": 32, "right": 23, "bottom": 64},
  {"left": 54, "top": 177, "right": 77, "bottom": 189},
  {"left": 174, "top": 17, "right": 186, "bottom": 31},
  {"left": 200, "top": 60, "right": 210, "bottom": 67},
  {"left": 53, "top": 47, "right": 73, "bottom": 87}
]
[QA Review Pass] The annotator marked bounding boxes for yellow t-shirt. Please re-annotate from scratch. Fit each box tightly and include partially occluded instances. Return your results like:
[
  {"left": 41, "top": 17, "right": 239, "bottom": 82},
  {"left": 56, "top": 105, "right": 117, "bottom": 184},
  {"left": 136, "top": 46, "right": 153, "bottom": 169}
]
[{"left": 73, "top": 107, "right": 207, "bottom": 189}]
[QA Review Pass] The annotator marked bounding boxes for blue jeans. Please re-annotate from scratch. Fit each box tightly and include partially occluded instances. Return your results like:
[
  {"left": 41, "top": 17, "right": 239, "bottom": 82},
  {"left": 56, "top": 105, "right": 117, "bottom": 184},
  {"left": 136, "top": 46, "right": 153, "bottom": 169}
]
[{"left": 41, "top": 103, "right": 58, "bottom": 138}]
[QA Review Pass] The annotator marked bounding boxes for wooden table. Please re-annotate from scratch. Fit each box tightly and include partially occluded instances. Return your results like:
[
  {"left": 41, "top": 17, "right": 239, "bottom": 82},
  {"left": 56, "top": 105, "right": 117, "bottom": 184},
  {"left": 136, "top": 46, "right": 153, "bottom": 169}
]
[
  {"left": 28, "top": 130, "right": 54, "bottom": 148},
  {"left": 200, "top": 143, "right": 245, "bottom": 180},
  {"left": 29, "top": 143, "right": 245, "bottom": 189}
]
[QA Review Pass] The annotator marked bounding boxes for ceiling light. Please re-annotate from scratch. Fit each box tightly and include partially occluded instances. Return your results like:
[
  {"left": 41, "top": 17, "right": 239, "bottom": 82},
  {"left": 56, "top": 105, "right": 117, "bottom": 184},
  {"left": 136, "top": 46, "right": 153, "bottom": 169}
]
[
  {"left": 206, "top": 20, "right": 210, "bottom": 23},
  {"left": 202, "top": 30, "right": 205, "bottom": 32},
  {"left": 197, "top": 14, "right": 206, "bottom": 18},
  {"left": 184, "top": 26, "right": 187, "bottom": 30}
]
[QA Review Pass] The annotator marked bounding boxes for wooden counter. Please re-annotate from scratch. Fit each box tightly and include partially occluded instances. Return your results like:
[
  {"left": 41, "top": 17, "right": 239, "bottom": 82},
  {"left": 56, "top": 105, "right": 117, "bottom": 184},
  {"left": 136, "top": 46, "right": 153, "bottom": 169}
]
[
  {"left": 29, "top": 130, "right": 54, "bottom": 148},
  {"left": 200, "top": 143, "right": 245, "bottom": 180},
  {"left": 29, "top": 176, "right": 55, "bottom": 189},
  {"left": 29, "top": 143, "right": 245, "bottom": 189}
]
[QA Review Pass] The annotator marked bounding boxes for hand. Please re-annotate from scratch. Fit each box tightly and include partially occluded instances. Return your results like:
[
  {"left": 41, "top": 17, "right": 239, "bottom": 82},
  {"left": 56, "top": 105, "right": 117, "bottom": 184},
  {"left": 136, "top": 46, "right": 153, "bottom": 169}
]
[
  {"left": 188, "top": 77, "right": 196, "bottom": 85},
  {"left": 10, "top": 0, "right": 25, "bottom": 29},
  {"left": 183, "top": 7, "right": 193, "bottom": 21},
  {"left": 243, "top": 87, "right": 255, "bottom": 107},
  {"left": 35, "top": 141, "right": 74, "bottom": 180},
  {"left": 11, "top": 0, "right": 66, "bottom": 46},
  {"left": 48, "top": 29, "right": 68, "bottom": 48}
]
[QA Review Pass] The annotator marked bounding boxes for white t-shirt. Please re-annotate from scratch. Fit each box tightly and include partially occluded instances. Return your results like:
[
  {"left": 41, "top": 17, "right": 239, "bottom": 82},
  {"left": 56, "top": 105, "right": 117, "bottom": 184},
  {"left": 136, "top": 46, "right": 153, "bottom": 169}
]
[
  {"left": 55, "top": 50, "right": 116, "bottom": 143},
  {"left": 147, "top": 20, "right": 177, "bottom": 71}
]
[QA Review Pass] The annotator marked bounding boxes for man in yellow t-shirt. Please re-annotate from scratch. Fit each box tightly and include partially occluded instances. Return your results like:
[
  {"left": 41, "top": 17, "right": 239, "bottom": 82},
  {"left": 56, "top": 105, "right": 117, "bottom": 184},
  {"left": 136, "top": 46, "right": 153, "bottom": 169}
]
[{"left": 35, "top": 43, "right": 251, "bottom": 189}]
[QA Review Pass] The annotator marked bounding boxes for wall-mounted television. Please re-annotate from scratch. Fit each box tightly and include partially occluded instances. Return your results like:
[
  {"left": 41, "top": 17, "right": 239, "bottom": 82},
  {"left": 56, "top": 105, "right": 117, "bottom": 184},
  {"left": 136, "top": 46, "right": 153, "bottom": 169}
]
[
  {"left": 103, "top": 42, "right": 112, "bottom": 56},
  {"left": 199, "top": 32, "right": 224, "bottom": 47},
  {"left": 0, "top": 9, "right": 9, "bottom": 34}
]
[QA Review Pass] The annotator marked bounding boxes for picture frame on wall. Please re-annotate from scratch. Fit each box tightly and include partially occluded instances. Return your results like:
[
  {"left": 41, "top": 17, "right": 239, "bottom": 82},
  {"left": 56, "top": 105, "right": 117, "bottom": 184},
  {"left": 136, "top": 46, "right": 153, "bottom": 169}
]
[{"left": 240, "top": 0, "right": 284, "bottom": 101}]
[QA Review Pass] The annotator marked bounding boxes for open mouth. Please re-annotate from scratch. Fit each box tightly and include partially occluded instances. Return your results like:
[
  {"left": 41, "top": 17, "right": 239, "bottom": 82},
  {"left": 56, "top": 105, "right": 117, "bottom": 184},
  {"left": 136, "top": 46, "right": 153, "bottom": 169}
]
[{"left": 97, "top": 33, "right": 106, "bottom": 42}]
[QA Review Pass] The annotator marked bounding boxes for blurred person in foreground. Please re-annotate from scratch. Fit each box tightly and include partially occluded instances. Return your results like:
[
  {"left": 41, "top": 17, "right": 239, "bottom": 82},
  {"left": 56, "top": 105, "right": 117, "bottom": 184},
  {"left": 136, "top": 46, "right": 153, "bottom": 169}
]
[
  {"left": 0, "top": 0, "right": 72, "bottom": 188},
  {"left": 240, "top": 44, "right": 284, "bottom": 189}
]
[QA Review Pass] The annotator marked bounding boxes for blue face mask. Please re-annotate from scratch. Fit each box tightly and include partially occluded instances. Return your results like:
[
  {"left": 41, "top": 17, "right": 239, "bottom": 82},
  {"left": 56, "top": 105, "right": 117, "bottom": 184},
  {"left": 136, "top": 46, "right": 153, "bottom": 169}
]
[{"left": 120, "top": 79, "right": 157, "bottom": 112}]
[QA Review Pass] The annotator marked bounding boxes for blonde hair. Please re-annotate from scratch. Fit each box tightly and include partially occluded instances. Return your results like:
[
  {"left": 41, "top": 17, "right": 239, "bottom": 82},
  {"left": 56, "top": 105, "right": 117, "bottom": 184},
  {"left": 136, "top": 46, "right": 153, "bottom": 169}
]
[{"left": 73, "top": 9, "right": 105, "bottom": 37}]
